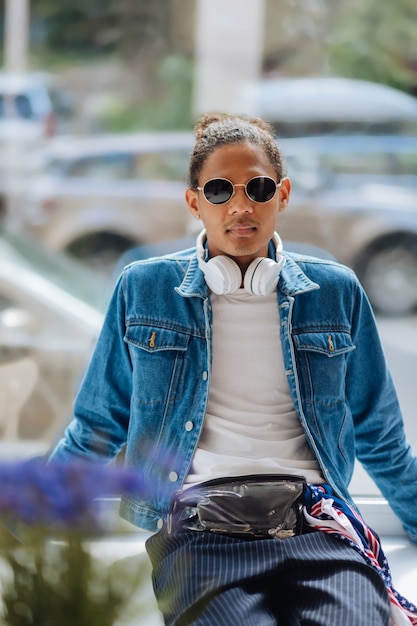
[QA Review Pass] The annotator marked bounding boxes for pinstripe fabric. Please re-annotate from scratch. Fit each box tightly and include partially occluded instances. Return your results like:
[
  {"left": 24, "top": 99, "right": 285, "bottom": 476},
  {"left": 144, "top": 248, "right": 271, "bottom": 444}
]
[{"left": 146, "top": 529, "right": 391, "bottom": 626}]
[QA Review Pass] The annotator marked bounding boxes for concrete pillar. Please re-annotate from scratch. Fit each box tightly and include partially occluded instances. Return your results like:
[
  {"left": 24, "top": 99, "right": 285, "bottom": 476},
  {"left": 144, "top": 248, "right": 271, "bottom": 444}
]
[
  {"left": 192, "top": 0, "right": 265, "bottom": 116},
  {"left": 3, "top": 0, "right": 31, "bottom": 229},
  {"left": 4, "top": 0, "right": 30, "bottom": 73}
]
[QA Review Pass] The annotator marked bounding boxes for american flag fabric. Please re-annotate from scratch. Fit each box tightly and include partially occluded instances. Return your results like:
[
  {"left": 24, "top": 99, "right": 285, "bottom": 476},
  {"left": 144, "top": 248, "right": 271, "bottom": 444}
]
[{"left": 304, "top": 484, "right": 417, "bottom": 626}]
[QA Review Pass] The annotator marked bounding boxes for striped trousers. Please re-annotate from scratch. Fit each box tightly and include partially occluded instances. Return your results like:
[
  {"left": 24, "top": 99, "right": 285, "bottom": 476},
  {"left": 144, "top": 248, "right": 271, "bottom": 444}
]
[{"left": 146, "top": 528, "right": 391, "bottom": 626}]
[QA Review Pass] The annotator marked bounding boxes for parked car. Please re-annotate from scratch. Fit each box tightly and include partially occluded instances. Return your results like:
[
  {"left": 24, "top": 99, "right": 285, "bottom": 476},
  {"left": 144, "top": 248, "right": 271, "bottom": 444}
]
[
  {"left": 281, "top": 134, "right": 417, "bottom": 191},
  {"left": 279, "top": 181, "right": 417, "bottom": 316},
  {"left": 0, "top": 226, "right": 106, "bottom": 456},
  {"left": 22, "top": 130, "right": 417, "bottom": 315},
  {"left": 239, "top": 76, "right": 417, "bottom": 137},
  {"left": 0, "top": 72, "right": 59, "bottom": 142},
  {"left": 278, "top": 134, "right": 417, "bottom": 317},
  {"left": 0, "top": 71, "right": 74, "bottom": 220},
  {"left": 24, "top": 132, "right": 195, "bottom": 272}
]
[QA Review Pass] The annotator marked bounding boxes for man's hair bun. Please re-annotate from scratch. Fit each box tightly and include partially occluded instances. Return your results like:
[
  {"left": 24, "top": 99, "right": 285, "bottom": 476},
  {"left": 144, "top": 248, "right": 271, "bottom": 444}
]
[{"left": 194, "top": 113, "right": 274, "bottom": 140}]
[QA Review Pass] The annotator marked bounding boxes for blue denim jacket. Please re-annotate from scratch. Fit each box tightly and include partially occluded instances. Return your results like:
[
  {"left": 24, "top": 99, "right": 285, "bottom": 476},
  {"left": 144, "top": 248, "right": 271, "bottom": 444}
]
[{"left": 50, "top": 245, "right": 417, "bottom": 540}]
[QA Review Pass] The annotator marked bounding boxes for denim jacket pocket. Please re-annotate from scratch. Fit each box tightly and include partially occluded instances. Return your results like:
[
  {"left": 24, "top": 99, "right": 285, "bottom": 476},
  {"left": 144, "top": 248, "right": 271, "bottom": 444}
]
[
  {"left": 125, "top": 324, "right": 190, "bottom": 405},
  {"left": 293, "top": 331, "right": 355, "bottom": 358},
  {"left": 292, "top": 331, "right": 356, "bottom": 405},
  {"left": 125, "top": 324, "right": 190, "bottom": 353}
]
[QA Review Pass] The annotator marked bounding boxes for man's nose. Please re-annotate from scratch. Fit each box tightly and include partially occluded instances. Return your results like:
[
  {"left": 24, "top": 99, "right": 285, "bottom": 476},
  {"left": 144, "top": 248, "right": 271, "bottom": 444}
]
[{"left": 227, "top": 187, "right": 253, "bottom": 213}]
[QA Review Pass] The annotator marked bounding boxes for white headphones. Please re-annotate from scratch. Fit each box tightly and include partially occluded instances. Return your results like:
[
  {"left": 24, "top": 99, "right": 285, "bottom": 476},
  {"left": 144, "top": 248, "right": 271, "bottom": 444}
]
[{"left": 196, "top": 229, "right": 285, "bottom": 296}]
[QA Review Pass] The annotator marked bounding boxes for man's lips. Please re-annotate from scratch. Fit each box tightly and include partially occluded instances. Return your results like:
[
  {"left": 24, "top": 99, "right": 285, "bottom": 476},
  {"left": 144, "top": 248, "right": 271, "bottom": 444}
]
[{"left": 227, "top": 224, "right": 257, "bottom": 236}]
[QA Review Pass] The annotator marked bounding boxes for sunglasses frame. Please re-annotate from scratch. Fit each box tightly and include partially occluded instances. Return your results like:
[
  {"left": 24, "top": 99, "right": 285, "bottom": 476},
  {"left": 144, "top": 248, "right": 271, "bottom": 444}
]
[{"left": 196, "top": 176, "right": 282, "bottom": 205}]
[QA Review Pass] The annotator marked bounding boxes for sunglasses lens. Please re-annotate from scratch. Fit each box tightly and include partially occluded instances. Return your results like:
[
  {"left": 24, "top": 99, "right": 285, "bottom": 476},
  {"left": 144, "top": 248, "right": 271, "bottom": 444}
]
[
  {"left": 203, "top": 179, "right": 234, "bottom": 204},
  {"left": 247, "top": 177, "right": 277, "bottom": 202}
]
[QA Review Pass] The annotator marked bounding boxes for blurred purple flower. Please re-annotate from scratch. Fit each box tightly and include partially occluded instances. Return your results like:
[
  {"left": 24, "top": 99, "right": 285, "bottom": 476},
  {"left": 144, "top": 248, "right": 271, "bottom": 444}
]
[{"left": 0, "top": 459, "right": 147, "bottom": 533}]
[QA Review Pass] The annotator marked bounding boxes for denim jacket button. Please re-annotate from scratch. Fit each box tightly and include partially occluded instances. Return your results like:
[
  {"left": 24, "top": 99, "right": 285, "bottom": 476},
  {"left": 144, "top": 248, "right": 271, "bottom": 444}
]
[
  {"left": 157, "top": 518, "right": 164, "bottom": 529},
  {"left": 185, "top": 421, "right": 194, "bottom": 431},
  {"left": 169, "top": 471, "right": 178, "bottom": 482},
  {"left": 202, "top": 371, "right": 208, "bottom": 381}
]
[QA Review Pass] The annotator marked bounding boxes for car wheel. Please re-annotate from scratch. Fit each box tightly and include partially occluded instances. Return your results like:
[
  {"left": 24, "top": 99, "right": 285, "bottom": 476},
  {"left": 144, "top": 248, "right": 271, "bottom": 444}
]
[
  {"left": 66, "top": 233, "right": 136, "bottom": 275},
  {"left": 358, "top": 239, "right": 417, "bottom": 316}
]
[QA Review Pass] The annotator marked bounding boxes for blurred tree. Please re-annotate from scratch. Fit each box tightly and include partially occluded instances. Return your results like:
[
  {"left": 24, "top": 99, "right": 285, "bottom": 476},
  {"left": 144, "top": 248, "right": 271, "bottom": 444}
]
[
  {"left": 327, "top": 0, "right": 417, "bottom": 93},
  {"left": 30, "top": 1, "right": 171, "bottom": 66},
  {"left": 95, "top": 53, "right": 194, "bottom": 131},
  {"left": 27, "top": 0, "right": 191, "bottom": 130},
  {"left": 29, "top": 0, "right": 178, "bottom": 101},
  {"left": 116, "top": 0, "right": 172, "bottom": 99},
  {"left": 117, "top": 0, "right": 172, "bottom": 59},
  {"left": 30, "top": 0, "right": 119, "bottom": 56}
]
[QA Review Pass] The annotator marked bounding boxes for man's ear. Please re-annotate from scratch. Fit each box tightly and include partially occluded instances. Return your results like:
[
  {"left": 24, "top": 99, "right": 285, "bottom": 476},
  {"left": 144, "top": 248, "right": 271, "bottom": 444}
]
[
  {"left": 185, "top": 188, "right": 201, "bottom": 220},
  {"left": 278, "top": 177, "right": 291, "bottom": 212}
]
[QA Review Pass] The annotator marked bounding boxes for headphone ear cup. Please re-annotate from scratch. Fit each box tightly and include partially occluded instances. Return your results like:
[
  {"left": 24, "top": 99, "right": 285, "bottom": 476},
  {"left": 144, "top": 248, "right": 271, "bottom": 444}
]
[
  {"left": 200, "top": 256, "right": 242, "bottom": 294},
  {"left": 195, "top": 229, "right": 285, "bottom": 296},
  {"left": 244, "top": 256, "right": 284, "bottom": 296}
]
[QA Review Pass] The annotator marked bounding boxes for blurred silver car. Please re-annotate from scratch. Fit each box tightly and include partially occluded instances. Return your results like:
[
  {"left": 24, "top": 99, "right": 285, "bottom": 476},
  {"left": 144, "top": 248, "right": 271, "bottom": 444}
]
[
  {"left": 279, "top": 134, "right": 417, "bottom": 316},
  {"left": 281, "top": 134, "right": 417, "bottom": 191},
  {"left": 0, "top": 72, "right": 58, "bottom": 142},
  {"left": 240, "top": 76, "right": 417, "bottom": 137},
  {"left": 0, "top": 71, "right": 74, "bottom": 222},
  {"left": 22, "top": 131, "right": 417, "bottom": 315},
  {"left": 279, "top": 181, "right": 417, "bottom": 316},
  {"left": 24, "top": 132, "right": 195, "bottom": 271},
  {"left": 0, "top": 227, "right": 105, "bottom": 456}
]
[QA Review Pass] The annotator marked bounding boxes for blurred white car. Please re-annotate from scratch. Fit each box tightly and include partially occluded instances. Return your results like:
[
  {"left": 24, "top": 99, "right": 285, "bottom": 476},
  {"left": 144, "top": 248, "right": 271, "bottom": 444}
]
[
  {"left": 240, "top": 76, "right": 417, "bottom": 137},
  {"left": 0, "top": 71, "right": 74, "bottom": 221},
  {"left": 0, "top": 227, "right": 105, "bottom": 456},
  {"left": 0, "top": 72, "right": 58, "bottom": 142},
  {"left": 21, "top": 129, "right": 417, "bottom": 315},
  {"left": 24, "top": 132, "right": 194, "bottom": 272},
  {"left": 281, "top": 134, "right": 417, "bottom": 191}
]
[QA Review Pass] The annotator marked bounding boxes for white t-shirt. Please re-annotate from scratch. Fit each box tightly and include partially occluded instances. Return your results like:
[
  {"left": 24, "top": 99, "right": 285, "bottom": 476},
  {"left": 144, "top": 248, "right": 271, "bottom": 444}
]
[{"left": 185, "top": 288, "right": 324, "bottom": 485}]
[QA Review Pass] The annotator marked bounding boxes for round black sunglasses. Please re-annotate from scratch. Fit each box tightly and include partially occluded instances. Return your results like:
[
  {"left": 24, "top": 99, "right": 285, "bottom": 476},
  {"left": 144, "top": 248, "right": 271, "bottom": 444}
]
[{"left": 196, "top": 176, "right": 281, "bottom": 205}]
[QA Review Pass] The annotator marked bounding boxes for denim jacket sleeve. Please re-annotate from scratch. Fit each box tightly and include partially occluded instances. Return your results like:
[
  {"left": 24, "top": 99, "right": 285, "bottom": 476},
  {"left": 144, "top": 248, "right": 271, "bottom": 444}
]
[
  {"left": 347, "top": 283, "right": 417, "bottom": 543},
  {"left": 49, "top": 273, "right": 132, "bottom": 463},
  {"left": 283, "top": 256, "right": 417, "bottom": 543}
]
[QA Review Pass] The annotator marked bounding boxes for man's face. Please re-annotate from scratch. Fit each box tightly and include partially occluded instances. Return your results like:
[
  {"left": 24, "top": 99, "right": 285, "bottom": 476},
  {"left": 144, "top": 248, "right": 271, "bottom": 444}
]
[{"left": 186, "top": 142, "right": 290, "bottom": 271}]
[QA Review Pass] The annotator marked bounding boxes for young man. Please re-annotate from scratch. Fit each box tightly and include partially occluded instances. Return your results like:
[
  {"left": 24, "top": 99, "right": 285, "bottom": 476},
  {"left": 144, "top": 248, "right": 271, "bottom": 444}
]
[{"left": 49, "top": 113, "right": 417, "bottom": 625}]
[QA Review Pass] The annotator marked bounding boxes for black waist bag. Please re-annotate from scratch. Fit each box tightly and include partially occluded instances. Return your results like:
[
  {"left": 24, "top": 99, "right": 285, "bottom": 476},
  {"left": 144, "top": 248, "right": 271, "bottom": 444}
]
[{"left": 167, "top": 474, "right": 307, "bottom": 539}]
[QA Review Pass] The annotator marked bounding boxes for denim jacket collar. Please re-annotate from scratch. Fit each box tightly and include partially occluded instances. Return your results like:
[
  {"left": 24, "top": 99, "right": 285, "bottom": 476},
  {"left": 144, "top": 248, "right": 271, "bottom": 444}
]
[
  {"left": 175, "top": 255, "right": 208, "bottom": 298},
  {"left": 279, "top": 255, "right": 320, "bottom": 296}
]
